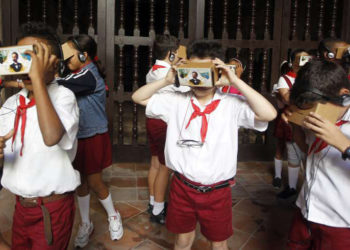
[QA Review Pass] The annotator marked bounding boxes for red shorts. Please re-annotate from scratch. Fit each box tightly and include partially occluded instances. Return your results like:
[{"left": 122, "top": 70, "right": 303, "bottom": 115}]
[
  {"left": 288, "top": 209, "right": 350, "bottom": 250},
  {"left": 73, "top": 132, "right": 112, "bottom": 175},
  {"left": 166, "top": 174, "right": 233, "bottom": 242},
  {"left": 273, "top": 112, "right": 292, "bottom": 141},
  {"left": 12, "top": 194, "right": 75, "bottom": 250},
  {"left": 146, "top": 118, "right": 167, "bottom": 165}
]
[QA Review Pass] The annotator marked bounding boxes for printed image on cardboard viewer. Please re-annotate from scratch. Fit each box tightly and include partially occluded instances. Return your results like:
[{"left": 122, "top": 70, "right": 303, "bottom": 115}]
[
  {"left": 177, "top": 67, "right": 213, "bottom": 87},
  {"left": 0, "top": 45, "right": 33, "bottom": 75}
]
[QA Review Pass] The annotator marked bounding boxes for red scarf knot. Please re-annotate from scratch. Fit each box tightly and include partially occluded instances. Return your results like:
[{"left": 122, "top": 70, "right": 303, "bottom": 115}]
[
  {"left": 152, "top": 65, "right": 166, "bottom": 72},
  {"left": 308, "top": 120, "right": 348, "bottom": 155},
  {"left": 185, "top": 99, "right": 220, "bottom": 143},
  {"left": 12, "top": 95, "right": 36, "bottom": 156}
]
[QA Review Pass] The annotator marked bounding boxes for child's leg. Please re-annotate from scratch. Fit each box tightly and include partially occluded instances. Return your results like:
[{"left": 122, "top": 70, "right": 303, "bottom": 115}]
[
  {"left": 174, "top": 230, "right": 196, "bottom": 250},
  {"left": 274, "top": 138, "right": 285, "bottom": 178},
  {"left": 211, "top": 240, "right": 229, "bottom": 250},
  {"left": 286, "top": 142, "right": 301, "bottom": 190},
  {"left": 148, "top": 155, "right": 160, "bottom": 207},
  {"left": 87, "top": 173, "right": 117, "bottom": 216},
  {"left": 153, "top": 163, "right": 171, "bottom": 215},
  {"left": 76, "top": 175, "right": 91, "bottom": 225}
]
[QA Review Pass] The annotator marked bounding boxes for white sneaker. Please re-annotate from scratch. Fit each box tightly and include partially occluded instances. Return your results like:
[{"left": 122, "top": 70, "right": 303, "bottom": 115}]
[
  {"left": 108, "top": 212, "right": 123, "bottom": 241},
  {"left": 74, "top": 221, "right": 94, "bottom": 248}
]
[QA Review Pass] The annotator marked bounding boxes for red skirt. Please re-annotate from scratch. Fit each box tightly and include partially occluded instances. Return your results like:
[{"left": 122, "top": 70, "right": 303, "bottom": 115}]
[
  {"left": 73, "top": 132, "right": 112, "bottom": 176},
  {"left": 146, "top": 118, "right": 167, "bottom": 165},
  {"left": 273, "top": 112, "right": 292, "bottom": 141}
]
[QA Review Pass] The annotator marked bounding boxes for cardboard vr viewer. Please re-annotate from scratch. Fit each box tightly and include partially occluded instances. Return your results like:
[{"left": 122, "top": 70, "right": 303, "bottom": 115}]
[
  {"left": 0, "top": 45, "right": 33, "bottom": 76},
  {"left": 176, "top": 62, "right": 235, "bottom": 87},
  {"left": 288, "top": 102, "right": 341, "bottom": 126}
]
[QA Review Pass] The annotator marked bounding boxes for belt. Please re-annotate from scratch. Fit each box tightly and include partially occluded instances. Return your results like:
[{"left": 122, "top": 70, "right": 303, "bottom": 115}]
[
  {"left": 17, "top": 193, "right": 70, "bottom": 246},
  {"left": 174, "top": 172, "right": 235, "bottom": 193}
]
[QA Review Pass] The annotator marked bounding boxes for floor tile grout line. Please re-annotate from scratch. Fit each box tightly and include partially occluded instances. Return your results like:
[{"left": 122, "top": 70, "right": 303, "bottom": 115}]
[{"left": 239, "top": 221, "right": 265, "bottom": 250}]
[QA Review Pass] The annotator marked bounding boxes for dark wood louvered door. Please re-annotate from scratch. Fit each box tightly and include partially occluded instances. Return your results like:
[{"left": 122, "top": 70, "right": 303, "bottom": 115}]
[{"left": 2, "top": 0, "right": 350, "bottom": 162}]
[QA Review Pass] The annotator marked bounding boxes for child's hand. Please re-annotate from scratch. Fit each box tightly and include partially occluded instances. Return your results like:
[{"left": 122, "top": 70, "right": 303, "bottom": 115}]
[
  {"left": 281, "top": 107, "right": 293, "bottom": 124},
  {"left": 213, "top": 58, "right": 239, "bottom": 86},
  {"left": 25, "top": 41, "right": 57, "bottom": 86},
  {"left": 303, "top": 112, "right": 349, "bottom": 151},
  {"left": 0, "top": 130, "right": 14, "bottom": 159},
  {"left": 165, "top": 66, "right": 177, "bottom": 85}
]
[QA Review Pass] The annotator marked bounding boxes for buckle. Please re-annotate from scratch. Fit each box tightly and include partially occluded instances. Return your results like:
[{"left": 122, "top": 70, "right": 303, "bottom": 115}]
[{"left": 196, "top": 186, "right": 212, "bottom": 193}]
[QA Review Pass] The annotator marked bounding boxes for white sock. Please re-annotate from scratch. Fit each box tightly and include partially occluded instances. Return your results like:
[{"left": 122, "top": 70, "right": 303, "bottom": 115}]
[
  {"left": 274, "top": 158, "right": 283, "bottom": 178},
  {"left": 77, "top": 194, "right": 91, "bottom": 225},
  {"left": 99, "top": 193, "right": 118, "bottom": 217},
  {"left": 288, "top": 166, "right": 300, "bottom": 189},
  {"left": 152, "top": 201, "right": 164, "bottom": 215},
  {"left": 150, "top": 195, "right": 155, "bottom": 205}
]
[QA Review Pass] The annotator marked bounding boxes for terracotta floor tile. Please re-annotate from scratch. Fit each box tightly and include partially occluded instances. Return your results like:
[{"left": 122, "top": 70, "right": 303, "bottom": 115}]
[
  {"left": 93, "top": 227, "right": 143, "bottom": 250},
  {"left": 135, "top": 164, "right": 149, "bottom": 177},
  {"left": 227, "top": 231, "right": 251, "bottom": 249},
  {"left": 112, "top": 163, "right": 136, "bottom": 176},
  {"left": 243, "top": 184, "right": 278, "bottom": 200},
  {"left": 137, "top": 188, "right": 150, "bottom": 200},
  {"left": 132, "top": 239, "right": 165, "bottom": 250},
  {"left": 137, "top": 176, "right": 149, "bottom": 188},
  {"left": 233, "top": 199, "right": 271, "bottom": 218},
  {"left": 110, "top": 187, "right": 138, "bottom": 201},
  {"left": 241, "top": 237, "right": 287, "bottom": 250},
  {"left": 236, "top": 174, "right": 266, "bottom": 185},
  {"left": 231, "top": 184, "right": 251, "bottom": 199},
  {"left": 232, "top": 211, "right": 263, "bottom": 234},
  {"left": 115, "top": 202, "right": 143, "bottom": 220},
  {"left": 125, "top": 213, "right": 175, "bottom": 249},
  {"left": 126, "top": 201, "right": 149, "bottom": 212},
  {"left": 192, "top": 237, "right": 211, "bottom": 250},
  {"left": 108, "top": 176, "right": 137, "bottom": 188}
]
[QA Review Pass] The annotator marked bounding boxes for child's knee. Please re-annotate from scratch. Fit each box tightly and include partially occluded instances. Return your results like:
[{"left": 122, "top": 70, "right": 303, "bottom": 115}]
[
  {"left": 175, "top": 232, "right": 195, "bottom": 249},
  {"left": 211, "top": 240, "right": 228, "bottom": 250}
]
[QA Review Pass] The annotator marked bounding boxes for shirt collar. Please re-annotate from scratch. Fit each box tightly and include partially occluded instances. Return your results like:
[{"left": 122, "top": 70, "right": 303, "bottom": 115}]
[
  {"left": 154, "top": 60, "right": 171, "bottom": 69},
  {"left": 191, "top": 88, "right": 225, "bottom": 108},
  {"left": 340, "top": 107, "right": 350, "bottom": 122}
]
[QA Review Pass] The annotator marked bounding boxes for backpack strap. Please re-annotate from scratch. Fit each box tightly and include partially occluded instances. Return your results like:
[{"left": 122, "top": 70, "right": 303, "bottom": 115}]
[{"left": 281, "top": 75, "right": 293, "bottom": 89}]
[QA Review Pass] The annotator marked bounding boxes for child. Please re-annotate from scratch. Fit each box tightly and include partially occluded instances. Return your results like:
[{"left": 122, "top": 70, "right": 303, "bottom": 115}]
[
  {"left": 271, "top": 49, "right": 309, "bottom": 199},
  {"left": 56, "top": 34, "right": 123, "bottom": 247},
  {"left": 145, "top": 35, "right": 189, "bottom": 224},
  {"left": 221, "top": 57, "right": 245, "bottom": 95},
  {"left": 0, "top": 23, "right": 80, "bottom": 249},
  {"left": 132, "top": 41, "right": 276, "bottom": 249},
  {"left": 284, "top": 60, "right": 350, "bottom": 249}
]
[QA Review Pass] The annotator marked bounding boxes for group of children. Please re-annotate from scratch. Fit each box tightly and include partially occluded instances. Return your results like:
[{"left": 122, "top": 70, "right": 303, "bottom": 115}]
[{"left": 0, "top": 20, "right": 350, "bottom": 250}]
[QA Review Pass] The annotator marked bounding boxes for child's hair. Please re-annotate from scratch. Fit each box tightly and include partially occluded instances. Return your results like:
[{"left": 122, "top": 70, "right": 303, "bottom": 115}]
[
  {"left": 187, "top": 40, "right": 225, "bottom": 61},
  {"left": 17, "top": 22, "right": 61, "bottom": 59},
  {"left": 318, "top": 38, "right": 346, "bottom": 59},
  {"left": 290, "top": 60, "right": 350, "bottom": 108},
  {"left": 153, "top": 35, "right": 179, "bottom": 60},
  {"left": 68, "top": 34, "right": 106, "bottom": 79},
  {"left": 280, "top": 48, "right": 309, "bottom": 75}
]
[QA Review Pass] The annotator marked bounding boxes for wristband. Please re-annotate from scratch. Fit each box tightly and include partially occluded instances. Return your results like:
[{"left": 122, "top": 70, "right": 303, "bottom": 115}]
[{"left": 342, "top": 146, "right": 350, "bottom": 160}]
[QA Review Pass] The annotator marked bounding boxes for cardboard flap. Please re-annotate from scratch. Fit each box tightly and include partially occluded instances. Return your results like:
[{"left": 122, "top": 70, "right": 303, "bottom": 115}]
[
  {"left": 177, "top": 45, "right": 187, "bottom": 59},
  {"left": 62, "top": 42, "right": 75, "bottom": 61}
]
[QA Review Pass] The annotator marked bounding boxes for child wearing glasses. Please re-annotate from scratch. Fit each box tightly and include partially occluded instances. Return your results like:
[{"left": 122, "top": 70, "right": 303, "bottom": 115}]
[{"left": 132, "top": 41, "right": 276, "bottom": 249}]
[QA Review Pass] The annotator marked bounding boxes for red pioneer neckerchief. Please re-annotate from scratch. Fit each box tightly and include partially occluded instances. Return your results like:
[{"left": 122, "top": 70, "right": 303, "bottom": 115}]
[
  {"left": 185, "top": 99, "right": 221, "bottom": 143},
  {"left": 12, "top": 95, "right": 36, "bottom": 156}
]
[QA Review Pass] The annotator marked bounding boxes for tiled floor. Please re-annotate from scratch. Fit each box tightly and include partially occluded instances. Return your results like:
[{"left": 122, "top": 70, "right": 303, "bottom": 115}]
[{"left": 0, "top": 162, "right": 297, "bottom": 250}]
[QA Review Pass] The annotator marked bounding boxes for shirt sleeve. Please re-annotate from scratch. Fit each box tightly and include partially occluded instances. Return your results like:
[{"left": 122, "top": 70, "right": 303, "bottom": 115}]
[
  {"left": 235, "top": 98, "right": 268, "bottom": 132},
  {"left": 53, "top": 87, "right": 79, "bottom": 150},
  {"left": 56, "top": 69, "right": 97, "bottom": 96},
  {"left": 276, "top": 76, "right": 290, "bottom": 90},
  {"left": 145, "top": 91, "right": 178, "bottom": 123}
]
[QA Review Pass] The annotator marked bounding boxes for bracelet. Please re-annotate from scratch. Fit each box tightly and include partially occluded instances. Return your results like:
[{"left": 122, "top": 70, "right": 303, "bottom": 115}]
[{"left": 16, "top": 79, "right": 23, "bottom": 88}]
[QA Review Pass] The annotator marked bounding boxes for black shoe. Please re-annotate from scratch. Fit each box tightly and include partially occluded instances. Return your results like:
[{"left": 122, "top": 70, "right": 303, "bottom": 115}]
[
  {"left": 277, "top": 186, "right": 297, "bottom": 199},
  {"left": 147, "top": 203, "right": 153, "bottom": 214},
  {"left": 150, "top": 203, "right": 167, "bottom": 225},
  {"left": 272, "top": 177, "right": 282, "bottom": 188}
]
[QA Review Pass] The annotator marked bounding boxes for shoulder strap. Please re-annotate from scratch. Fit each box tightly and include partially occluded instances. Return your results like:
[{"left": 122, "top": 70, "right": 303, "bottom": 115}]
[{"left": 281, "top": 75, "right": 293, "bottom": 89}]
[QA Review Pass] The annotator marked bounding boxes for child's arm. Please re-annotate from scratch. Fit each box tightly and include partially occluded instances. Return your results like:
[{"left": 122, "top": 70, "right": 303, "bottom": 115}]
[
  {"left": 26, "top": 42, "right": 65, "bottom": 146},
  {"left": 278, "top": 88, "right": 290, "bottom": 104},
  {"left": 56, "top": 70, "right": 96, "bottom": 95},
  {"left": 132, "top": 67, "right": 176, "bottom": 106},
  {"left": 214, "top": 58, "right": 277, "bottom": 122},
  {"left": 0, "top": 130, "right": 13, "bottom": 167}
]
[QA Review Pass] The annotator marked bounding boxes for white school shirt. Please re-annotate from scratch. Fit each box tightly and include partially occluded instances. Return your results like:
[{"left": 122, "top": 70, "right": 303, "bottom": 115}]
[
  {"left": 146, "top": 89, "right": 268, "bottom": 184},
  {"left": 146, "top": 59, "right": 190, "bottom": 93},
  {"left": 271, "top": 74, "right": 295, "bottom": 109},
  {"left": 0, "top": 82, "right": 81, "bottom": 198},
  {"left": 296, "top": 108, "right": 350, "bottom": 227}
]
